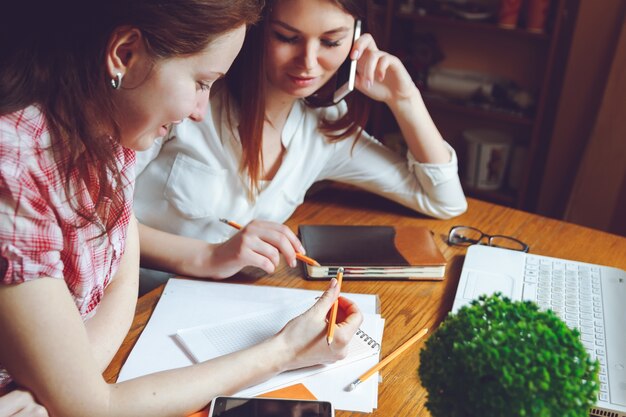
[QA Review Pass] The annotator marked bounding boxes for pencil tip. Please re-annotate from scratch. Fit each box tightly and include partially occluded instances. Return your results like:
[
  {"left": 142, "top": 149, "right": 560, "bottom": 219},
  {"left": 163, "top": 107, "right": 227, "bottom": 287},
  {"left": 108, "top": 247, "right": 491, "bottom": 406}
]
[
  {"left": 218, "top": 218, "right": 228, "bottom": 223},
  {"left": 326, "top": 337, "right": 333, "bottom": 345},
  {"left": 346, "top": 380, "right": 359, "bottom": 391}
]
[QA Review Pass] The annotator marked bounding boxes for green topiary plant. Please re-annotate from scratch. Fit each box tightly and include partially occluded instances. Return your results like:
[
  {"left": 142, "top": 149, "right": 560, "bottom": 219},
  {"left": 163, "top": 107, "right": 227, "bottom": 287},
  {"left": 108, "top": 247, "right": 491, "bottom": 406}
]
[{"left": 418, "top": 293, "right": 599, "bottom": 417}]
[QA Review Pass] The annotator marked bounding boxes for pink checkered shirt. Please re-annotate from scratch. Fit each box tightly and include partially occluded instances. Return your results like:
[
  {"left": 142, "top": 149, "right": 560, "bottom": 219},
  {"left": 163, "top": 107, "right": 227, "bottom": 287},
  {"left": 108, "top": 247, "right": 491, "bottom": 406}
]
[{"left": 0, "top": 106, "right": 135, "bottom": 386}]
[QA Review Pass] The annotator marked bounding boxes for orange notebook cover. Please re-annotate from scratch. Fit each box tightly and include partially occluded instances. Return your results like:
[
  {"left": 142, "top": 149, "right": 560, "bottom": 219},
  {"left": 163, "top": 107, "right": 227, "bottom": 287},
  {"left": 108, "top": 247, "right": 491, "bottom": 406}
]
[
  {"left": 188, "top": 383, "right": 317, "bottom": 417},
  {"left": 257, "top": 383, "right": 317, "bottom": 400},
  {"left": 299, "top": 225, "right": 447, "bottom": 280}
]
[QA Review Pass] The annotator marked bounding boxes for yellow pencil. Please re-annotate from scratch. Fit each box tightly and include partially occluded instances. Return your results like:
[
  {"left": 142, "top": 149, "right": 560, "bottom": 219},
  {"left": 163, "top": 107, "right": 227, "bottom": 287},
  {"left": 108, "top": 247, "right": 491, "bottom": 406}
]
[
  {"left": 326, "top": 267, "right": 344, "bottom": 345},
  {"left": 218, "top": 218, "right": 321, "bottom": 267},
  {"left": 347, "top": 327, "right": 429, "bottom": 391}
]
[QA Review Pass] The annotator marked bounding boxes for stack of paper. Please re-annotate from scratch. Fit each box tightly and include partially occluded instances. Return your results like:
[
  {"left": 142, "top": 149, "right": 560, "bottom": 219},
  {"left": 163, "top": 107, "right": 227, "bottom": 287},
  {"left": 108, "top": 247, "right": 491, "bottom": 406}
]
[{"left": 117, "top": 279, "right": 384, "bottom": 412}]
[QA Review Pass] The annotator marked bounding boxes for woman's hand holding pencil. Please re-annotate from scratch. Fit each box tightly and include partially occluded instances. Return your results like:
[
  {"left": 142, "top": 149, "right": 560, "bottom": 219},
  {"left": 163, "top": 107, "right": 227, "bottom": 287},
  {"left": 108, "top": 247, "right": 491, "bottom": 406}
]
[
  {"left": 273, "top": 277, "right": 363, "bottom": 371},
  {"left": 210, "top": 218, "right": 317, "bottom": 277},
  {"left": 326, "top": 267, "right": 345, "bottom": 345},
  {"left": 219, "top": 218, "right": 320, "bottom": 267}
]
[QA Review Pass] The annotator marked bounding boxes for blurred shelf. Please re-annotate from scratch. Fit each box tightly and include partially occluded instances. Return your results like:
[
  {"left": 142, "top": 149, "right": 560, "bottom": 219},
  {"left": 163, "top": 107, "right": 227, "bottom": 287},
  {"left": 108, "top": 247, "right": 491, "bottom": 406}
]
[
  {"left": 394, "top": 11, "right": 551, "bottom": 42},
  {"left": 371, "top": 0, "right": 575, "bottom": 210},
  {"left": 369, "top": 3, "right": 387, "bottom": 16},
  {"left": 424, "top": 96, "right": 535, "bottom": 126}
]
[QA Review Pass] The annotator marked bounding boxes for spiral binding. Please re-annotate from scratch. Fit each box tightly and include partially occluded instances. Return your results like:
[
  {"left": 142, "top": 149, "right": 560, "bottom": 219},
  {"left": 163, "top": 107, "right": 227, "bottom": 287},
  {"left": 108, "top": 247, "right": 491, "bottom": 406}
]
[{"left": 356, "top": 328, "right": 381, "bottom": 350}]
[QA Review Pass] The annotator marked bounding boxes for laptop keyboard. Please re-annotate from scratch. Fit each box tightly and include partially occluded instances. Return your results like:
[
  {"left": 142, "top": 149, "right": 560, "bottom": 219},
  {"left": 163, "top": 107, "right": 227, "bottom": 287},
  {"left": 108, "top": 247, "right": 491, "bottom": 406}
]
[{"left": 522, "top": 255, "right": 610, "bottom": 402}]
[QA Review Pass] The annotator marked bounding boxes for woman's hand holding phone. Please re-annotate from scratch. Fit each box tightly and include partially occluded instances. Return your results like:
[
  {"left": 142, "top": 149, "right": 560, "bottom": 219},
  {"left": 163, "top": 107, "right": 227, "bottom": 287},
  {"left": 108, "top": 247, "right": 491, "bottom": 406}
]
[
  {"left": 351, "top": 33, "right": 420, "bottom": 106},
  {"left": 351, "top": 33, "right": 452, "bottom": 165},
  {"left": 332, "top": 19, "right": 362, "bottom": 104}
]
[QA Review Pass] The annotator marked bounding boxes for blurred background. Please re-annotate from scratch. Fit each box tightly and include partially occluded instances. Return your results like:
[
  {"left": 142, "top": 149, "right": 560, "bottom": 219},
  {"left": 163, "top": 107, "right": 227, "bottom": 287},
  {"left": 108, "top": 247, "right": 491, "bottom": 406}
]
[{"left": 366, "top": 0, "right": 626, "bottom": 237}]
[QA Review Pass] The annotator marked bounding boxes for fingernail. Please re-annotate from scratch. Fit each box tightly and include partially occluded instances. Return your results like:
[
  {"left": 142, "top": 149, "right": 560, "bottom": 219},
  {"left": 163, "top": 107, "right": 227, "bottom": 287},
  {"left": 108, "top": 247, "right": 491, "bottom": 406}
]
[
  {"left": 329, "top": 278, "right": 338, "bottom": 288},
  {"left": 367, "top": 80, "right": 372, "bottom": 89},
  {"left": 299, "top": 247, "right": 306, "bottom": 254},
  {"left": 291, "top": 260, "right": 297, "bottom": 268},
  {"left": 352, "top": 49, "right": 360, "bottom": 60}
]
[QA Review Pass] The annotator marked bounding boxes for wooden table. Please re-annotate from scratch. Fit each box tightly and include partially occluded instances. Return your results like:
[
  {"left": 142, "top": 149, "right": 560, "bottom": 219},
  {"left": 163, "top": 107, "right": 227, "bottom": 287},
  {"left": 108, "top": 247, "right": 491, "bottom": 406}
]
[{"left": 104, "top": 186, "right": 626, "bottom": 416}]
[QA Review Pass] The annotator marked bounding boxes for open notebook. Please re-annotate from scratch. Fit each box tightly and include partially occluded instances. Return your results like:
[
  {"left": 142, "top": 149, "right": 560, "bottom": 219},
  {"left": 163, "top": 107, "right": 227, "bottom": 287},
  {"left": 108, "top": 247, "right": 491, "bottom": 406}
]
[
  {"left": 176, "top": 301, "right": 382, "bottom": 396},
  {"left": 117, "top": 279, "right": 384, "bottom": 413}
]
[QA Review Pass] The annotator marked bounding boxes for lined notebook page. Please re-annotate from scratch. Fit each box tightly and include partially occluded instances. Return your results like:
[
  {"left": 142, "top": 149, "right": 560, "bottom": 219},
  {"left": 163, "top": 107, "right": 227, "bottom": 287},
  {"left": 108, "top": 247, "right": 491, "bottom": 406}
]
[
  {"left": 176, "top": 300, "right": 380, "bottom": 363},
  {"left": 175, "top": 301, "right": 382, "bottom": 396}
]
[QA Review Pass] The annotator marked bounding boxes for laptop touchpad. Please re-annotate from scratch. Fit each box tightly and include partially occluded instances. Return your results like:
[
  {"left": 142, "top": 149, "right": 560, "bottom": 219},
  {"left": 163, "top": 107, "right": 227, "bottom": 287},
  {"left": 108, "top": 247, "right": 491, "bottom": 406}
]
[{"left": 463, "top": 270, "right": 515, "bottom": 299}]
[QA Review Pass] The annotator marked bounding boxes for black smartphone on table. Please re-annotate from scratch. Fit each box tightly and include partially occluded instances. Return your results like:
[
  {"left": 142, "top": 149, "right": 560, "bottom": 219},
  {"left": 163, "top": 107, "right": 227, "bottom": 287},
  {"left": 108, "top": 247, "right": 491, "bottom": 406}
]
[{"left": 208, "top": 396, "right": 334, "bottom": 417}]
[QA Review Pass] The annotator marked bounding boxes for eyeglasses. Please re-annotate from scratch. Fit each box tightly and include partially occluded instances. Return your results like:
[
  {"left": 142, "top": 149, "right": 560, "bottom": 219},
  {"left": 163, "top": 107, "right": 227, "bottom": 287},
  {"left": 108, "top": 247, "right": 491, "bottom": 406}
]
[{"left": 447, "top": 225, "right": 530, "bottom": 253}]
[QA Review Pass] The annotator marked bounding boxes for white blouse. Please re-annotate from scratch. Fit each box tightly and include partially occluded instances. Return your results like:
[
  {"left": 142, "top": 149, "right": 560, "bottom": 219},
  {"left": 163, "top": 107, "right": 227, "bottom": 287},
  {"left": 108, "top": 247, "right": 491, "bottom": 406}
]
[{"left": 133, "top": 85, "right": 467, "bottom": 246}]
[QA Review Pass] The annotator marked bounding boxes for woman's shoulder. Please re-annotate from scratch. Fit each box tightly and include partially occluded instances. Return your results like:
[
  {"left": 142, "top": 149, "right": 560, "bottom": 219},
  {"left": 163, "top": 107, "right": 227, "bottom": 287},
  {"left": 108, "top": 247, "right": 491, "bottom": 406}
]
[
  {"left": 0, "top": 108, "right": 58, "bottom": 223},
  {"left": 0, "top": 106, "right": 52, "bottom": 171},
  {"left": 0, "top": 106, "right": 49, "bottom": 146}
]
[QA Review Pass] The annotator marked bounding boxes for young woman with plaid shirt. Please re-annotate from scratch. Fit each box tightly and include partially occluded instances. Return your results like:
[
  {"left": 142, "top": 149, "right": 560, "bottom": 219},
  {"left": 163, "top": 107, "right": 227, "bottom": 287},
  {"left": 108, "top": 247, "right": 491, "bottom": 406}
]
[{"left": 0, "top": 1, "right": 362, "bottom": 416}]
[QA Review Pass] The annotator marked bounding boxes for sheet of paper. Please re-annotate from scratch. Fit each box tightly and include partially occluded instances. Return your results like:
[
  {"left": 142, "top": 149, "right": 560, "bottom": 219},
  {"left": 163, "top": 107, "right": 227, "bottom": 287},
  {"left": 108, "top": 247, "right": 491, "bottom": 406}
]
[
  {"left": 176, "top": 302, "right": 380, "bottom": 364},
  {"left": 118, "top": 279, "right": 378, "bottom": 380},
  {"left": 176, "top": 310, "right": 382, "bottom": 399},
  {"left": 117, "top": 279, "right": 382, "bottom": 412}
]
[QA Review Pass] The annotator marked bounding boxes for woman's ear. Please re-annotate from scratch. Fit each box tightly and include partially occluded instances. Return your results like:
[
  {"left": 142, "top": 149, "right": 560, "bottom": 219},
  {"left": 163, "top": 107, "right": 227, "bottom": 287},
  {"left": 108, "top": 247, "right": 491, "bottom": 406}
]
[{"left": 105, "top": 26, "right": 145, "bottom": 86}]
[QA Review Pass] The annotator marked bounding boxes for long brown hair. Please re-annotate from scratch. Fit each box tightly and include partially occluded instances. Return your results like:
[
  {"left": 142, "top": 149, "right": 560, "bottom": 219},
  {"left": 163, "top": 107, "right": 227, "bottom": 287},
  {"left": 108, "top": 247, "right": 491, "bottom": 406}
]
[
  {"left": 225, "top": 0, "right": 373, "bottom": 197},
  {"left": 0, "top": 0, "right": 262, "bottom": 232}
]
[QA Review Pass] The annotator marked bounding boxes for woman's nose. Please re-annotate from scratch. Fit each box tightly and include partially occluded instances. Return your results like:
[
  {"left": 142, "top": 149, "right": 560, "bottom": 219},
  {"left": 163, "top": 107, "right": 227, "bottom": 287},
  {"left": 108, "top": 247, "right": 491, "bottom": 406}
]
[
  {"left": 189, "top": 91, "right": 210, "bottom": 122},
  {"left": 298, "top": 41, "right": 318, "bottom": 70}
]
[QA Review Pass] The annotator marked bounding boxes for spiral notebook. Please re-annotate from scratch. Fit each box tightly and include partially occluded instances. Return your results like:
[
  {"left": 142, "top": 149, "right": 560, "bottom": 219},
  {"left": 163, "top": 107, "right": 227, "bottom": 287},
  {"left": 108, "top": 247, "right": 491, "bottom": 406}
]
[{"left": 175, "top": 300, "right": 382, "bottom": 396}]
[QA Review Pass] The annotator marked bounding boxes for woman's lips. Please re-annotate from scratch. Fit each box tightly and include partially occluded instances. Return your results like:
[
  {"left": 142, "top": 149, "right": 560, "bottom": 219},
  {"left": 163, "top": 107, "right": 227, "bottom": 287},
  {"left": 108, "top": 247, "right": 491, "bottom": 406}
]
[{"left": 288, "top": 74, "right": 317, "bottom": 87}]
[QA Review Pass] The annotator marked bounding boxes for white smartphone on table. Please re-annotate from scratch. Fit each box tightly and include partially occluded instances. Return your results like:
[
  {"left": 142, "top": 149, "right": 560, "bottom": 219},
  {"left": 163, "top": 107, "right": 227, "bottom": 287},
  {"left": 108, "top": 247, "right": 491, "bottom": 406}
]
[
  {"left": 332, "top": 19, "right": 362, "bottom": 104},
  {"left": 208, "top": 396, "right": 334, "bottom": 417}
]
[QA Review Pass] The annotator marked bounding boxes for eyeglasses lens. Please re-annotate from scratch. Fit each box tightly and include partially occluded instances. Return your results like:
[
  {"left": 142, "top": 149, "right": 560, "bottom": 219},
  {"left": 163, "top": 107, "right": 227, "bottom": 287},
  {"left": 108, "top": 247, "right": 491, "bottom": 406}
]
[{"left": 449, "top": 227, "right": 483, "bottom": 246}]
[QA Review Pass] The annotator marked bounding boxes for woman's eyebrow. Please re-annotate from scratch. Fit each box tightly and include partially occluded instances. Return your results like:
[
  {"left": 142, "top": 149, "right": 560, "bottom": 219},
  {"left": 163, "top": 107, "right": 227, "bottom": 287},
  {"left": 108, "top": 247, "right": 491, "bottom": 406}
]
[
  {"left": 200, "top": 71, "right": 225, "bottom": 80},
  {"left": 270, "top": 20, "right": 351, "bottom": 35}
]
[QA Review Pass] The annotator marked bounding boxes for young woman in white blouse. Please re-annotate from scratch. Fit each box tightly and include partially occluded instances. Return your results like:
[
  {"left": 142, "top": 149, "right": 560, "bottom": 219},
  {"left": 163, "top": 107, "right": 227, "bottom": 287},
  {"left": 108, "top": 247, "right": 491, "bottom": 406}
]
[{"left": 134, "top": 0, "right": 468, "bottom": 292}]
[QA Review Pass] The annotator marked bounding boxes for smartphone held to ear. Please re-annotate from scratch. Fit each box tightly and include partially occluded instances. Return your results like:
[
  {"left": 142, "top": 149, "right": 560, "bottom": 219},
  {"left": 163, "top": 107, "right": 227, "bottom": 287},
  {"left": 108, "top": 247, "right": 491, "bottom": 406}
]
[
  {"left": 208, "top": 396, "right": 334, "bottom": 417},
  {"left": 332, "top": 19, "right": 362, "bottom": 104}
]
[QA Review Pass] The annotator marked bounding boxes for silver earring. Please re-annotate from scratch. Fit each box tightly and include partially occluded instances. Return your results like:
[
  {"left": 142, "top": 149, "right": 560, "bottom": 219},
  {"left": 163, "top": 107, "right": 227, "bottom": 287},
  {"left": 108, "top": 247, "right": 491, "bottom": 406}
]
[{"left": 110, "top": 72, "right": 123, "bottom": 90}]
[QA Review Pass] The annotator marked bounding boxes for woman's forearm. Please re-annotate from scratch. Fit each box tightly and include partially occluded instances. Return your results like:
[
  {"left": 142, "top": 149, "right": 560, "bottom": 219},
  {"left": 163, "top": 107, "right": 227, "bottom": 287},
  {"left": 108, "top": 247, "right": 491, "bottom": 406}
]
[
  {"left": 388, "top": 87, "right": 451, "bottom": 164},
  {"left": 0, "top": 276, "right": 354, "bottom": 417},
  {"left": 0, "top": 278, "right": 289, "bottom": 417},
  {"left": 84, "top": 216, "right": 140, "bottom": 372},
  {"left": 138, "top": 223, "right": 214, "bottom": 278}
]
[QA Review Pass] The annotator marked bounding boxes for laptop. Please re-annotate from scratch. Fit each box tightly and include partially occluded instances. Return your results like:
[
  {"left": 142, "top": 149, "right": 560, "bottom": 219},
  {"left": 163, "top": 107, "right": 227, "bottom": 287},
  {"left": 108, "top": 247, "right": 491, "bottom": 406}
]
[{"left": 452, "top": 245, "right": 626, "bottom": 417}]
